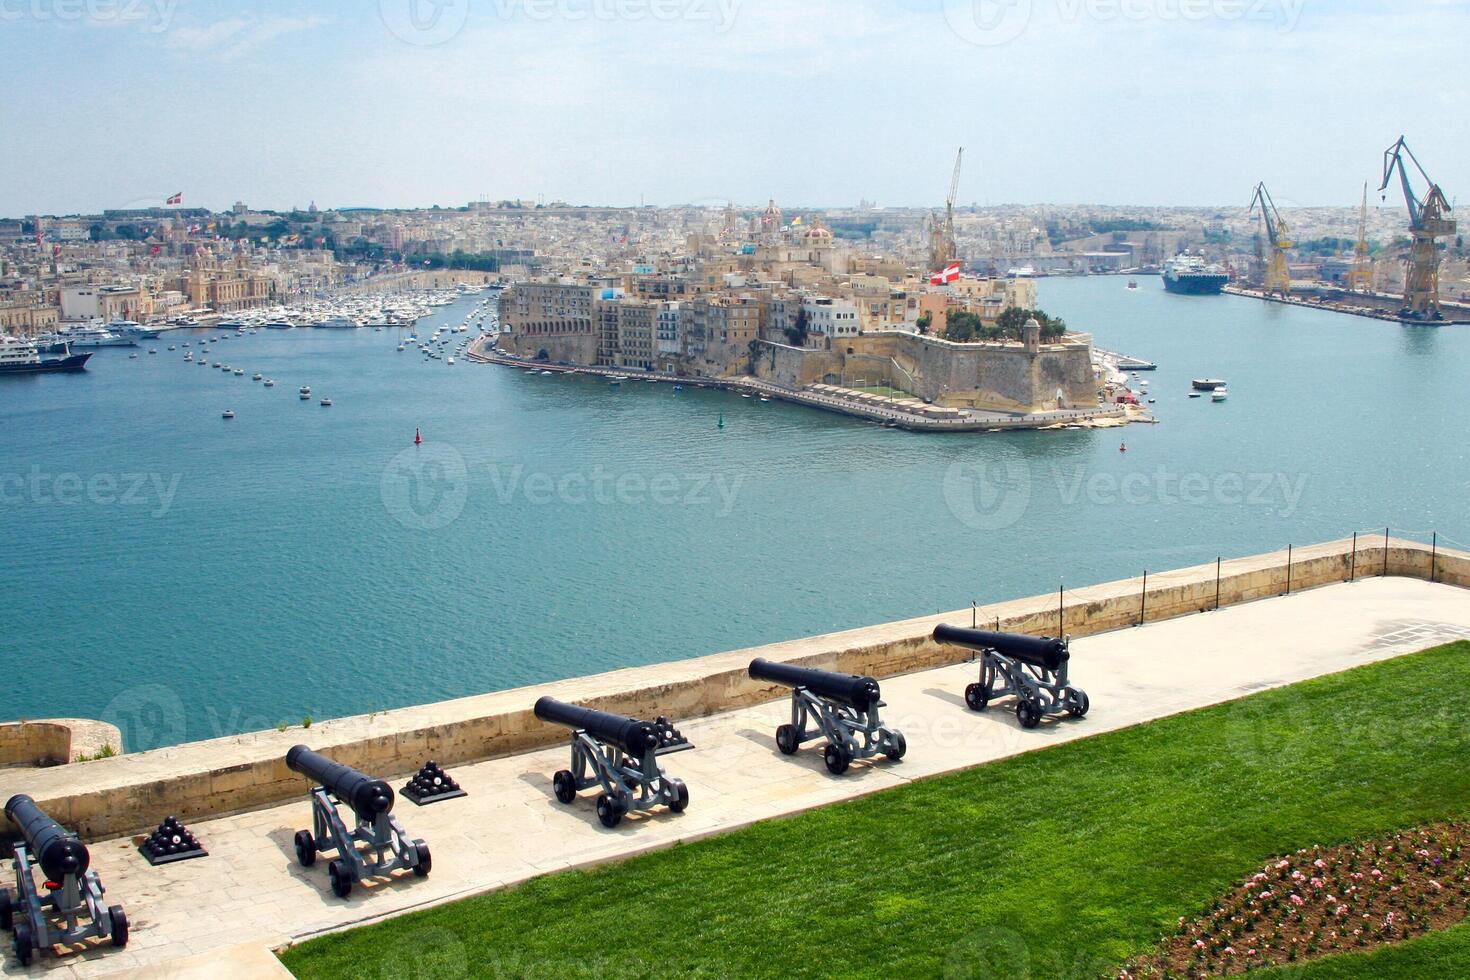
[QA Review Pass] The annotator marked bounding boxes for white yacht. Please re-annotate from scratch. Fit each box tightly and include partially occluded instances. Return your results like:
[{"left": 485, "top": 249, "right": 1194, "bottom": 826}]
[
  {"left": 62, "top": 324, "right": 136, "bottom": 347},
  {"left": 317, "top": 316, "right": 358, "bottom": 329}
]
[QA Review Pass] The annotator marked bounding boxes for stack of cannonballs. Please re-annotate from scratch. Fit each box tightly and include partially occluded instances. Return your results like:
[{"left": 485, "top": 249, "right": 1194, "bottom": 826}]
[
  {"left": 138, "top": 816, "right": 207, "bottom": 866},
  {"left": 401, "top": 760, "right": 466, "bottom": 806}
]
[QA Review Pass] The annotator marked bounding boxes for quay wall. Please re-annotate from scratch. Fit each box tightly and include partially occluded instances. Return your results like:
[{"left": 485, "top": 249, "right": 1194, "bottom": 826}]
[{"left": 1, "top": 537, "right": 1464, "bottom": 841}]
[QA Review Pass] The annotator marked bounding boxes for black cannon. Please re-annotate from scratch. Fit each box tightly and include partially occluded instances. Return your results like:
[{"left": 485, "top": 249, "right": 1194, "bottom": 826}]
[
  {"left": 286, "top": 745, "right": 430, "bottom": 898},
  {"left": 1, "top": 795, "right": 127, "bottom": 966},
  {"left": 748, "top": 658, "right": 906, "bottom": 774},
  {"left": 534, "top": 697, "right": 692, "bottom": 828},
  {"left": 932, "top": 625, "right": 1089, "bottom": 728}
]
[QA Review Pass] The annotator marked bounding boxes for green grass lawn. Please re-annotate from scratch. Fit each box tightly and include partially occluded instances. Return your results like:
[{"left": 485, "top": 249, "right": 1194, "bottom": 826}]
[
  {"left": 1260, "top": 921, "right": 1470, "bottom": 978},
  {"left": 282, "top": 642, "right": 1470, "bottom": 979}
]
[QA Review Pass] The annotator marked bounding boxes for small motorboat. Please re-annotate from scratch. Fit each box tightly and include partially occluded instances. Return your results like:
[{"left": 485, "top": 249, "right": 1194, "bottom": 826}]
[
  {"left": 320, "top": 398, "right": 333, "bottom": 407},
  {"left": 129, "top": 352, "right": 138, "bottom": 359},
  {"left": 397, "top": 345, "right": 405, "bottom": 352},
  {"left": 540, "top": 369, "right": 553, "bottom": 376},
  {"left": 167, "top": 346, "right": 176, "bottom": 351},
  {"left": 1212, "top": 388, "right": 1229, "bottom": 402},
  {"left": 263, "top": 379, "right": 275, "bottom": 387},
  {"left": 299, "top": 391, "right": 311, "bottom": 400},
  {"left": 1127, "top": 280, "right": 1139, "bottom": 289},
  {"left": 252, "top": 373, "right": 262, "bottom": 381},
  {"left": 1188, "top": 391, "right": 1202, "bottom": 399},
  {"left": 447, "top": 357, "right": 455, "bottom": 365},
  {"left": 299, "top": 385, "right": 311, "bottom": 394},
  {"left": 222, "top": 410, "right": 235, "bottom": 419},
  {"left": 234, "top": 369, "right": 245, "bottom": 376}
]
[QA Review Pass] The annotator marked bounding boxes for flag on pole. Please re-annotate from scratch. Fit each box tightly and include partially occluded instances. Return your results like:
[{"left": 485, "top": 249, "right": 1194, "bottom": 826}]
[
  {"left": 166, "top": 192, "right": 182, "bottom": 205},
  {"left": 929, "top": 262, "right": 961, "bottom": 285},
  {"left": 790, "top": 216, "right": 803, "bottom": 226}
]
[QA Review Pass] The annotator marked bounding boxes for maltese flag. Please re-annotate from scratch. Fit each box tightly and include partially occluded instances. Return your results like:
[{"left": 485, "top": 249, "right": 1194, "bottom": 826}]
[{"left": 929, "top": 262, "right": 961, "bottom": 285}]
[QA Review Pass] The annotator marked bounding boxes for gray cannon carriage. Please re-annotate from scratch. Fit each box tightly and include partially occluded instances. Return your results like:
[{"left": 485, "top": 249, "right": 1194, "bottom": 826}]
[
  {"left": 534, "top": 698, "right": 693, "bottom": 828},
  {"left": 932, "top": 625, "right": 1090, "bottom": 729},
  {"left": 748, "top": 658, "right": 907, "bottom": 774},
  {"left": 0, "top": 795, "right": 127, "bottom": 966},
  {"left": 286, "top": 745, "right": 431, "bottom": 898}
]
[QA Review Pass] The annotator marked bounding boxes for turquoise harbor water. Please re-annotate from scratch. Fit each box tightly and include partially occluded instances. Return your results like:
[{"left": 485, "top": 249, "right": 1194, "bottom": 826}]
[{"left": 3, "top": 279, "right": 1467, "bottom": 748}]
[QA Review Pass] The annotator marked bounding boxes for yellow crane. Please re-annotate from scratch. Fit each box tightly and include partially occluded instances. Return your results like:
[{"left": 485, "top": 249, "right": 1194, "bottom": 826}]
[
  {"left": 1347, "top": 182, "right": 1374, "bottom": 293},
  {"left": 929, "top": 147, "right": 963, "bottom": 272},
  {"left": 1379, "top": 136, "right": 1456, "bottom": 319},
  {"left": 1248, "top": 181, "right": 1292, "bottom": 298}
]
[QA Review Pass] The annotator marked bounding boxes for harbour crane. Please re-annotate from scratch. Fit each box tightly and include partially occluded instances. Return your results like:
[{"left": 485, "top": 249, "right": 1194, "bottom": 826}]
[
  {"left": 1379, "top": 136, "right": 1455, "bottom": 319},
  {"left": 1247, "top": 181, "right": 1292, "bottom": 298},
  {"left": 1347, "top": 182, "right": 1374, "bottom": 293},
  {"left": 929, "top": 147, "right": 963, "bottom": 271}
]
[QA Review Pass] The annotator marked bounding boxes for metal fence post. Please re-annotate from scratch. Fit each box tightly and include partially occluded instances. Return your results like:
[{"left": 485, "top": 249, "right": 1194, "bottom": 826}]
[
  {"left": 1215, "top": 557, "right": 1222, "bottom": 610},
  {"left": 1431, "top": 531, "right": 1438, "bottom": 583},
  {"left": 1285, "top": 544, "right": 1293, "bottom": 595},
  {"left": 1139, "top": 570, "right": 1147, "bottom": 626},
  {"left": 1350, "top": 532, "right": 1357, "bottom": 582},
  {"left": 1058, "top": 584, "right": 1064, "bottom": 638},
  {"left": 1382, "top": 527, "right": 1389, "bottom": 577},
  {"left": 971, "top": 601, "right": 977, "bottom": 628}
]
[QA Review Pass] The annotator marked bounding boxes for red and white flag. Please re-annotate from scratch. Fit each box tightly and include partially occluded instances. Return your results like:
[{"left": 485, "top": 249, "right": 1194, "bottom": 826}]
[
  {"left": 929, "top": 262, "right": 961, "bottom": 285},
  {"left": 166, "top": 192, "right": 182, "bottom": 205}
]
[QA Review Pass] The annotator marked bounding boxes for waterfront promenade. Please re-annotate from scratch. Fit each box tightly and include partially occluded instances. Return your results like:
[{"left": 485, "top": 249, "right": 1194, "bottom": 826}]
[
  {"left": 464, "top": 336, "right": 1136, "bottom": 432},
  {"left": 8, "top": 573, "right": 1470, "bottom": 977}
]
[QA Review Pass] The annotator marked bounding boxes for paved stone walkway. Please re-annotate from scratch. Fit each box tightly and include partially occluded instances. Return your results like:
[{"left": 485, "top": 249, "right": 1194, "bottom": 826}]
[{"left": 6, "top": 578, "right": 1470, "bottom": 978}]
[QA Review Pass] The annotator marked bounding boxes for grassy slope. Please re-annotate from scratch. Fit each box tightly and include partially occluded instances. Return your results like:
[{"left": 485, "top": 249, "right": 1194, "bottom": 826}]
[
  {"left": 283, "top": 642, "right": 1470, "bottom": 978},
  {"left": 1260, "top": 921, "right": 1470, "bottom": 978}
]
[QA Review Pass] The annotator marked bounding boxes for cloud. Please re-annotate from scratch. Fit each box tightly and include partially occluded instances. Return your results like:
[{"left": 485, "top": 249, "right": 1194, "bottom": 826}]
[{"left": 165, "top": 14, "right": 330, "bottom": 62}]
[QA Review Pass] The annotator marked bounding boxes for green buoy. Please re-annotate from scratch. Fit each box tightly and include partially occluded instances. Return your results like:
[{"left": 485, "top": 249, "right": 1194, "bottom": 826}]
[{"left": 717, "top": 411, "right": 724, "bottom": 430}]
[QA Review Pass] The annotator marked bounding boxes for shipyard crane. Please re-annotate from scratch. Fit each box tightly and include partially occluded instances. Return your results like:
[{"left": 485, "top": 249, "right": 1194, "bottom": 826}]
[
  {"left": 1379, "top": 136, "right": 1456, "bottom": 319},
  {"left": 1247, "top": 181, "right": 1292, "bottom": 298},
  {"left": 1347, "top": 182, "right": 1374, "bottom": 293},
  {"left": 929, "top": 147, "right": 963, "bottom": 271}
]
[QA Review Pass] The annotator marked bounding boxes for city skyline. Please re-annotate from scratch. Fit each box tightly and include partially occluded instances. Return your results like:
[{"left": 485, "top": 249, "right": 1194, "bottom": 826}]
[{"left": 2, "top": 1, "right": 1467, "bottom": 215}]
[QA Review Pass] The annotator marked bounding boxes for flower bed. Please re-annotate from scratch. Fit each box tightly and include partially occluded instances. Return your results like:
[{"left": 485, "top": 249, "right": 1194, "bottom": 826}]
[{"left": 1122, "top": 822, "right": 1470, "bottom": 977}]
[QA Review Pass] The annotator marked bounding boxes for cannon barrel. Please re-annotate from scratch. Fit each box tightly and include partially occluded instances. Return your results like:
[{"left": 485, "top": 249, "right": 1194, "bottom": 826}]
[
  {"left": 932, "top": 625, "right": 1069, "bottom": 672},
  {"left": 286, "top": 745, "right": 395, "bottom": 821},
  {"left": 533, "top": 698, "right": 660, "bottom": 756},
  {"left": 4, "top": 794, "right": 90, "bottom": 881},
  {"left": 748, "top": 658, "right": 882, "bottom": 711}
]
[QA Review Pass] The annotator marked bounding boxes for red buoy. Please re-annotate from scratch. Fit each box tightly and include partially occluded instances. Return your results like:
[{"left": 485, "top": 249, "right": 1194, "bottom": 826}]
[
  {"left": 1119, "top": 442, "right": 1127, "bottom": 452},
  {"left": 414, "top": 428, "right": 422, "bottom": 446}
]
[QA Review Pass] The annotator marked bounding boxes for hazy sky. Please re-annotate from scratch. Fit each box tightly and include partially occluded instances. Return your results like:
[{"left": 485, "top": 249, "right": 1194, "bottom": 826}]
[{"left": 3, "top": 0, "right": 1466, "bottom": 215}]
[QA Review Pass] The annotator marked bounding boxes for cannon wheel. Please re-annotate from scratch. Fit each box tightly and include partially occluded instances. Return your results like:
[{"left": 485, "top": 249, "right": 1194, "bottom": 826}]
[
  {"left": 1016, "top": 699, "right": 1042, "bottom": 730},
  {"left": 964, "top": 682, "right": 988, "bottom": 711},
  {"left": 0, "top": 887, "right": 12, "bottom": 931},
  {"left": 109, "top": 906, "right": 129, "bottom": 948},
  {"left": 775, "top": 724, "right": 798, "bottom": 755},
  {"left": 1067, "top": 690, "right": 1090, "bottom": 718},
  {"left": 13, "top": 922, "right": 32, "bottom": 967},
  {"left": 552, "top": 769, "right": 577, "bottom": 804},
  {"left": 294, "top": 830, "right": 317, "bottom": 868},
  {"left": 823, "top": 743, "right": 852, "bottom": 775},
  {"left": 412, "top": 841, "right": 432, "bottom": 877},
  {"left": 595, "top": 793, "right": 624, "bottom": 829},
  {"left": 328, "top": 859, "right": 353, "bottom": 898},
  {"left": 884, "top": 731, "right": 907, "bottom": 761},
  {"left": 667, "top": 779, "right": 690, "bottom": 813}
]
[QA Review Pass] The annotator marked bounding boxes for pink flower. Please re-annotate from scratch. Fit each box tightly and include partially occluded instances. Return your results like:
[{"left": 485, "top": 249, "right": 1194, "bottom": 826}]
[
  {"left": 1253, "top": 872, "right": 1268, "bottom": 883},
  {"left": 1224, "top": 946, "right": 1237, "bottom": 956},
  {"left": 1313, "top": 859, "right": 1327, "bottom": 869},
  {"left": 1276, "top": 860, "right": 1290, "bottom": 870},
  {"left": 1370, "top": 868, "right": 1383, "bottom": 878},
  {"left": 1193, "top": 940, "right": 1207, "bottom": 950},
  {"left": 1260, "top": 890, "right": 1274, "bottom": 900},
  {"left": 1290, "top": 894, "right": 1305, "bottom": 907},
  {"left": 1309, "top": 877, "right": 1324, "bottom": 889}
]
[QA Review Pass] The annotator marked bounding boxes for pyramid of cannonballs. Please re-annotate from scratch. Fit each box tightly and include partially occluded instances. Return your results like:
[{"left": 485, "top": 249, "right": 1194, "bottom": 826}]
[
  {"left": 401, "top": 760, "right": 466, "bottom": 806},
  {"left": 139, "top": 816, "right": 208, "bottom": 866}
]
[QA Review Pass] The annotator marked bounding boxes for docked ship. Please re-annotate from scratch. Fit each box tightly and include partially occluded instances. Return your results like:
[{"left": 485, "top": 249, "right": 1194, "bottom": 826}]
[
  {"left": 1162, "top": 253, "right": 1228, "bottom": 295},
  {"left": 0, "top": 335, "right": 93, "bottom": 375}
]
